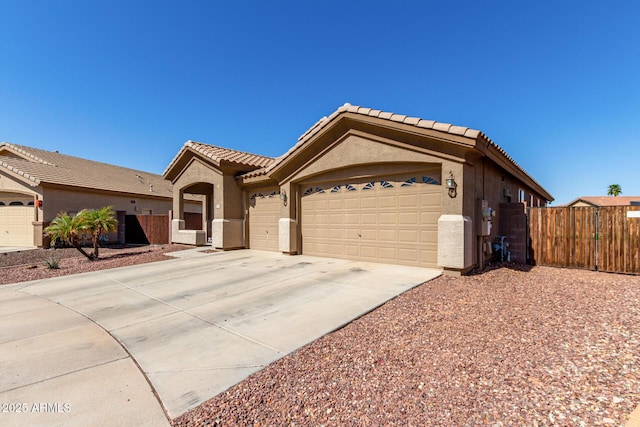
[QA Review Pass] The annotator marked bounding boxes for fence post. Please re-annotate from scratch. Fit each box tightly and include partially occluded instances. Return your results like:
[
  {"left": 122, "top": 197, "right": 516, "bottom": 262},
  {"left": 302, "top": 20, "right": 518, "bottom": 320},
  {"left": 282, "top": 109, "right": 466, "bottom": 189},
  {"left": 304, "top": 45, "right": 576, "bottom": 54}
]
[{"left": 594, "top": 208, "right": 599, "bottom": 272}]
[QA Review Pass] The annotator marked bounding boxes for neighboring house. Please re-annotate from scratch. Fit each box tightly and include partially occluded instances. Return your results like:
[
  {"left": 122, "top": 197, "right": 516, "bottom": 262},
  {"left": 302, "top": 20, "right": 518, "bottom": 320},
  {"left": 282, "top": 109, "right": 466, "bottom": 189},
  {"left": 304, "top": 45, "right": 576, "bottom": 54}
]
[
  {"left": 164, "top": 103, "right": 553, "bottom": 275},
  {"left": 565, "top": 196, "right": 640, "bottom": 207},
  {"left": 0, "top": 143, "right": 201, "bottom": 247}
]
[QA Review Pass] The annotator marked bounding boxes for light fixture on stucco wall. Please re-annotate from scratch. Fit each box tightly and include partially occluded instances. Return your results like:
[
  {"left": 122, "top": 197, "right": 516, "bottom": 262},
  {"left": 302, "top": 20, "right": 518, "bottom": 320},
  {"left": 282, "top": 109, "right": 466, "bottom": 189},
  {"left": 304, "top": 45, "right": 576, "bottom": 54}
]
[
  {"left": 446, "top": 171, "right": 457, "bottom": 198},
  {"left": 280, "top": 190, "right": 288, "bottom": 206}
]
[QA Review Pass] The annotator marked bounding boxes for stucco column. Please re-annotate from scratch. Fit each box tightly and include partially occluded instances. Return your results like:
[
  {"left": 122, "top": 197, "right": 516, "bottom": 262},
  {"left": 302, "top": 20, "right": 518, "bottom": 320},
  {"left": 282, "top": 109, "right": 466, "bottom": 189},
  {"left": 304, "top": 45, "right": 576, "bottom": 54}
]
[
  {"left": 437, "top": 161, "right": 472, "bottom": 274},
  {"left": 211, "top": 174, "right": 244, "bottom": 249},
  {"left": 173, "top": 188, "right": 184, "bottom": 220},
  {"left": 278, "top": 181, "right": 298, "bottom": 254}
]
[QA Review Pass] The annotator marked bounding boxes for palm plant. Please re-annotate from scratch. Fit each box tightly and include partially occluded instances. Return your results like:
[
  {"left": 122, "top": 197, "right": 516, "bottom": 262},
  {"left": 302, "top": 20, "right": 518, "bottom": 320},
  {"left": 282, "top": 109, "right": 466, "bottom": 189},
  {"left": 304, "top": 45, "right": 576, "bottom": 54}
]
[
  {"left": 44, "top": 212, "right": 94, "bottom": 260},
  {"left": 78, "top": 206, "right": 118, "bottom": 259},
  {"left": 607, "top": 184, "right": 622, "bottom": 197}
]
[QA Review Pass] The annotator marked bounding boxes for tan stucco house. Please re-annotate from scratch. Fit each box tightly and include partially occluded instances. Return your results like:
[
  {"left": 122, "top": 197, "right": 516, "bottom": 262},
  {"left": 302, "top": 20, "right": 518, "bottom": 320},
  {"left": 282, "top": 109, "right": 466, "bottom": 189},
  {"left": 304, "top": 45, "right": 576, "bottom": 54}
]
[
  {"left": 0, "top": 143, "right": 200, "bottom": 247},
  {"left": 164, "top": 104, "right": 553, "bottom": 275}
]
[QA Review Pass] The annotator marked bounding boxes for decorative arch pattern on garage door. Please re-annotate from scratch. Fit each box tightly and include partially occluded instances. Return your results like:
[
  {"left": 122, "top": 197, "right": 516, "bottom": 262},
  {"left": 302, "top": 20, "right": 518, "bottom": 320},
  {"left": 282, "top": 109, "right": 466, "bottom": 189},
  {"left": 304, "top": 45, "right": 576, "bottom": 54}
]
[{"left": 300, "top": 171, "right": 442, "bottom": 268}]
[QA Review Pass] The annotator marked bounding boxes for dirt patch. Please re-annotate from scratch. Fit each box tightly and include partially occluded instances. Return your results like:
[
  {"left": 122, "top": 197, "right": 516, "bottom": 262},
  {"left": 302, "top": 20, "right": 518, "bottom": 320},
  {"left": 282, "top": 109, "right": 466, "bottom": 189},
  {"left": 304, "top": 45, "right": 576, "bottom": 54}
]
[{"left": 0, "top": 244, "right": 192, "bottom": 285}]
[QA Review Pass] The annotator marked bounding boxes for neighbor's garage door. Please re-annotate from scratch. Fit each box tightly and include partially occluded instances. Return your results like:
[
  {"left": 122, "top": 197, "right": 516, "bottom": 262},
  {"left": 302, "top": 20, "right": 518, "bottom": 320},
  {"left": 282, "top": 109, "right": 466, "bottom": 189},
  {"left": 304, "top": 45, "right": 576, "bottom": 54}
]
[
  {"left": 301, "top": 173, "right": 441, "bottom": 268},
  {"left": 248, "top": 188, "right": 280, "bottom": 251},
  {"left": 0, "top": 205, "right": 34, "bottom": 246}
]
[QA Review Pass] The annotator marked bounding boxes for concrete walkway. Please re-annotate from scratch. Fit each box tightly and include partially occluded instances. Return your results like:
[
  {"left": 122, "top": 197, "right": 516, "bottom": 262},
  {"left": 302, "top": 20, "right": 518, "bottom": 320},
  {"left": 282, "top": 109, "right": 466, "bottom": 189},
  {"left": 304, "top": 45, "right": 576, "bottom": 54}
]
[
  {"left": 0, "top": 246, "right": 36, "bottom": 253},
  {"left": 1, "top": 249, "right": 441, "bottom": 425}
]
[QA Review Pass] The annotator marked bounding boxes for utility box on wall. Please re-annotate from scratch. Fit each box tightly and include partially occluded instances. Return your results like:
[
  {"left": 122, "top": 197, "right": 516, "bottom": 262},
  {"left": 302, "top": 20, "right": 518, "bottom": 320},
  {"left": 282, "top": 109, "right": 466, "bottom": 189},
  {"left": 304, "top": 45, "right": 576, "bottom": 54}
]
[{"left": 478, "top": 200, "right": 494, "bottom": 236}]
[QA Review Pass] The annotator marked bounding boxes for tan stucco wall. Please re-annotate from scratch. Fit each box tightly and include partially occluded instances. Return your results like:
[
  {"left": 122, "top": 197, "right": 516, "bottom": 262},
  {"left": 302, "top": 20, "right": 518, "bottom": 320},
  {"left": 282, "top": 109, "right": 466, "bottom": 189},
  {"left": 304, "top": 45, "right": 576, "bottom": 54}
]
[
  {"left": 0, "top": 173, "right": 39, "bottom": 196},
  {"left": 172, "top": 158, "right": 219, "bottom": 218},
  {"left": 169, "top": 157, "right": 245, "bottom": 249},
  {"left": 42, "top": 186, "right": 175, "bottom": 221},
  {"left": 286, "top": 133, "right": 460, "bottom": 185}
]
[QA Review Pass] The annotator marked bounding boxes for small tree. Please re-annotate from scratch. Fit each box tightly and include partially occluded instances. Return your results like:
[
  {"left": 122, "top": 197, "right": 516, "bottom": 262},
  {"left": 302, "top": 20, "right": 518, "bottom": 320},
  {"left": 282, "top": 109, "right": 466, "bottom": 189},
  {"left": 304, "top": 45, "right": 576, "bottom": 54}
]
[
  {"left": 44, "top": 212, "right": 94, "bottom": 260},
  {"left": 45, "top": 206, "right": 118, "bottom": 261},
  {"left": 79, "top": 206, "right": 118, "bottom": 259},
  {"left": 607, "top": 184, "right": 622, "bottom": 197}
]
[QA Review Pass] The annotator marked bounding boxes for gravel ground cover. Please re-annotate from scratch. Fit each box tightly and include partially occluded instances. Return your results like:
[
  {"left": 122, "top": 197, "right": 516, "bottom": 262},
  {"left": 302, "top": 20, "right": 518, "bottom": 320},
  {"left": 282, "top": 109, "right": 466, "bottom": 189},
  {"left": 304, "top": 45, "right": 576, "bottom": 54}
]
[
  {"left": 172, "top": 265, "right": 640, "bottom": 427},
  {"left": 0, "top": 244, "right": 191, "bottom": 284}
]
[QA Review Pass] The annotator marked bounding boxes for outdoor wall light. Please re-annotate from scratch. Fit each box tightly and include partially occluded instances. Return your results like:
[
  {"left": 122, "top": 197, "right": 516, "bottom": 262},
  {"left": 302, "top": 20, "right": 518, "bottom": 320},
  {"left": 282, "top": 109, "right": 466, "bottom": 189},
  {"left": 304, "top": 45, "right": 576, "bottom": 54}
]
[
  {"left": 446, "top": 171, "right": 457, "bottom": 198},
  {"left": 280, "top": 190, "right": 288, "bottom": 206}
]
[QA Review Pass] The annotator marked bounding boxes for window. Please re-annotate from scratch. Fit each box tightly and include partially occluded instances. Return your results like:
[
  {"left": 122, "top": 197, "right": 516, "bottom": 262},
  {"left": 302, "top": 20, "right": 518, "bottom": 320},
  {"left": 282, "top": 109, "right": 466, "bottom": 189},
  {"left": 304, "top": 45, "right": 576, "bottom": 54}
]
[
  {"left": 422, "top": 176, "right": 440, "bottom": 185},
  {"left": 315, "top": 187, "right": 325, "bottom": 194},
  {"left": 380, "top": 180, "right": 393, "bottom": 188},
  {"left": 518, "top": 188, "right": 525, "bottom": 203},
  {"left": 345, "top": 184, "right": 357, "bottom": 191},
  {"left": 303, "top": 188, "right": 314, "bottom": 195},
  {"left": 331, "top": 185, "right": 341, "bottom": 193},
  {"left": 9, "top": 201, "right": 24, "bottom": 206},
  {"left": 402, "top": 177, "right": 416, "bottom": 187},
  {"left": 362, "top": 182, "right": 375, "bottom": 191}
]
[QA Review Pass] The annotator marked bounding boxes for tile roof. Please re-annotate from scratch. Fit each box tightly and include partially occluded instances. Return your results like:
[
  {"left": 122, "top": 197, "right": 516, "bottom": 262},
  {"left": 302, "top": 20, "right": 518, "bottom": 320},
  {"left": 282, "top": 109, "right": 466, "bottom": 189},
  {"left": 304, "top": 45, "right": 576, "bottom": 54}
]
[
  {"left": 163, "top": 140, "right": 275, "bottom": 177},
  {"left": 567, "top": 196, "right": 640, "bottom": 207},
  {"left": 240, "top": 104, "right": 547, "bottom": 199},
  {"left": 0, "top": 142, "right": 175, "bottom": 198}
]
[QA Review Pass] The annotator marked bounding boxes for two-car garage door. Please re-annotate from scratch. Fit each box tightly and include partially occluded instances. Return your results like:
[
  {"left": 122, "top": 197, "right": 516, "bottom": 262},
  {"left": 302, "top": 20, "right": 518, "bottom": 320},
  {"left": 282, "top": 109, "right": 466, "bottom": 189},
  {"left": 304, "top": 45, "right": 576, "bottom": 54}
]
[{"left": 301, "top": 172, "right": 441, "bottom": 268}]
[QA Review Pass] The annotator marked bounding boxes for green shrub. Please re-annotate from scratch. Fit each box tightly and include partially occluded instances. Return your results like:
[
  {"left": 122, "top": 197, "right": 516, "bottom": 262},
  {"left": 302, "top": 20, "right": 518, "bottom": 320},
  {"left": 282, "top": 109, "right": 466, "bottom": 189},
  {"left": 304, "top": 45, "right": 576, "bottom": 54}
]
[{"left": 44, "top": 256, "right": 60, "bottom": 270}]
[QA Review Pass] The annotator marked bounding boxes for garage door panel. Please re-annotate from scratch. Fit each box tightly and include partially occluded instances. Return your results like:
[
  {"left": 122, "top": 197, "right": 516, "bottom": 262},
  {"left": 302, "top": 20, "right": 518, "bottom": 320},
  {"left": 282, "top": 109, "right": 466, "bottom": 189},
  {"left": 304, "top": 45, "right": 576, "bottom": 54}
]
[
  {"left": 0, "top": 206, "right": 34, "bottom": 247},
  {"left": 328, "top": 213, "right": 343, "bottom": 225},
  {"left": 421, "top": 211, "right": 440, "bottom": 223},
  {"left": 344, "top": 228, "right": 360, "bottom": 239},
  {"left": 359, "top": 228, "right": 378, "bottom": 240},
  {"left": 329, "top": 228, "right": 343, "bottom": 239},
  {"left": 344, "top": 214, "right": 359, "bottom": 225},
  {"left": 379, "top": 247, "right": 399, "bottom": 260},
  {"left": 399, "top": 248, "right": 419, "bottom": 263},
  {"left": 378, "top": 212, "right": 397, "bottom": 225},
  {"left": 360, "top": 197, "right": 377, "bottom": 208},
  {"left": 360, "top": 245, "right": 378, "bottom": 258},
  {"left": 249, "top": 190, "right": 280, "bottom": 252},
  {"left": 378, "top": 195, "right": 396, "bottom": 208},
  {"left": 420, "top": 229, "right": 438, "bottom": 242},
  {"left": 301, "top": 172, "right": 441, "bottom": 268},
  {"left": 344, "top": 245, "right": 359, "bottom": 256},
  {"left": 421, "top": 193, "right": 441, "bottom": 206},
  {"left": 398, "top": 194, "right": 419, "bottom": 207},
  {"left": 398, "top": 212, "right": 418, "bottom": 224},
  {"left": 329, "top": 199, "right": 343, "bottom": 209},
  {"left": 398, "top": 229, "right": 418, "bottom": 243},
  {"left": 315, "top": 200, "right": 329, "bottom": 210},
  {"left": 378, "top": 229, "right": 397, "bottom": 242},
  {"left": 343, "top": 198, "right": 359, "bottom": 209},
  {"left": 329, "top": 244, "right": 345, "bottom": 255}
]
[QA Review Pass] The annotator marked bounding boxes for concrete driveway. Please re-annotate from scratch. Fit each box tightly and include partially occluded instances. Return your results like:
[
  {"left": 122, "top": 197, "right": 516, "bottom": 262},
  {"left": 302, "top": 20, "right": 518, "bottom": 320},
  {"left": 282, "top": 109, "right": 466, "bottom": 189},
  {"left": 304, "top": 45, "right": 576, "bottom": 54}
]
[{"left": 0, "top": 249, "right": 441, "bottom": 425}]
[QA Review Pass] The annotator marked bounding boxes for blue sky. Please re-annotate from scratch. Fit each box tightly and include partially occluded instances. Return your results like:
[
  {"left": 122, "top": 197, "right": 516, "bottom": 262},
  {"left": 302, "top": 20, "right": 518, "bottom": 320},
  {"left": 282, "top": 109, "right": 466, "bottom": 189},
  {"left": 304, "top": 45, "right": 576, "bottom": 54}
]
[{"left": 1, "top": 1, "right": 638, "bottom": 204}]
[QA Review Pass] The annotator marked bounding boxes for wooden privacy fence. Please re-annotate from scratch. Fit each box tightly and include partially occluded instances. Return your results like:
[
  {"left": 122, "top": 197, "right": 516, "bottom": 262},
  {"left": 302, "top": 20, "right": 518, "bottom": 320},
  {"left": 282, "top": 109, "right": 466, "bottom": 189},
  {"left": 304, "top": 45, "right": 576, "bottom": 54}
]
[
  {"left": 529, "top": 206, "right": 640, "bottom": 274},
  {"left": 125, "top": 214, "right": 169, "bottom": 245}
]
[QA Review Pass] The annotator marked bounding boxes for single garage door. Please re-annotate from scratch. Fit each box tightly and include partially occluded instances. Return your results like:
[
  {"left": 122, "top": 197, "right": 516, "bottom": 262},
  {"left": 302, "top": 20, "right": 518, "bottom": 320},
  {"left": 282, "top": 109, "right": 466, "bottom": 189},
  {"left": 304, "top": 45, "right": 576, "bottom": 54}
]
[
  {"left": 248, "top": 189, "right": 280, "bottom": 251},
  {"left": 0, "top": 205, "right": 34, "bottom": 246},
  {"left": 301, "top": 172, "right": 441, "bottom": 268}
]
